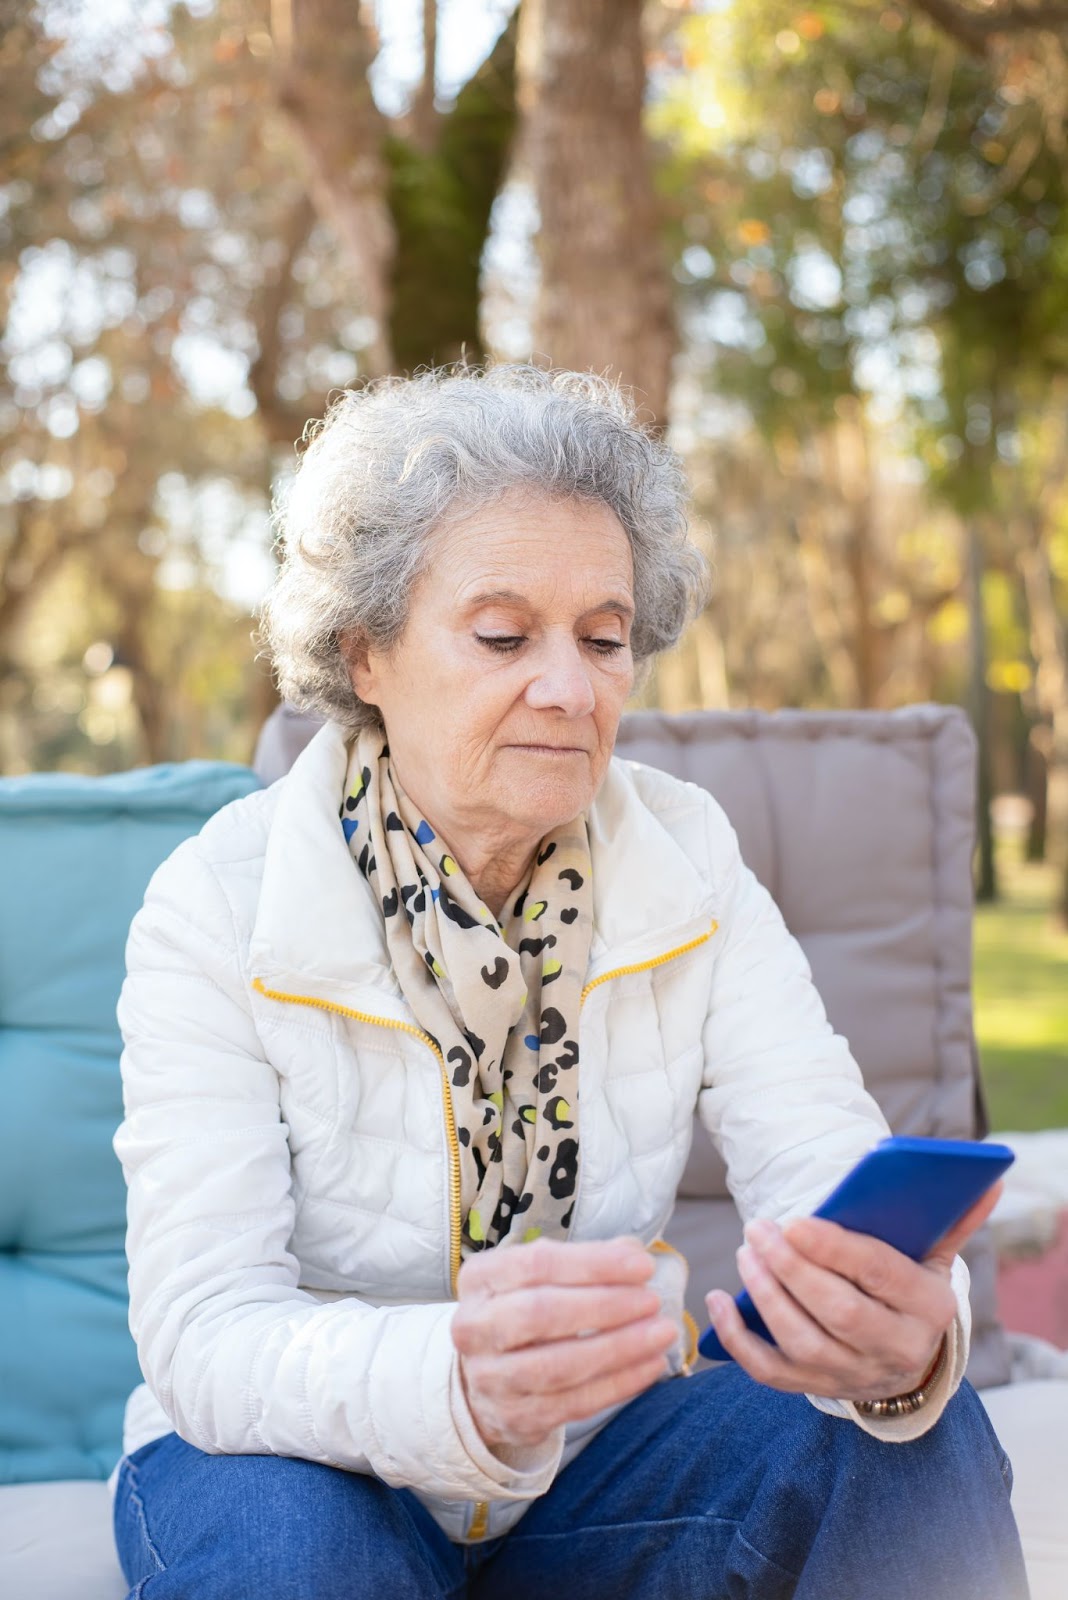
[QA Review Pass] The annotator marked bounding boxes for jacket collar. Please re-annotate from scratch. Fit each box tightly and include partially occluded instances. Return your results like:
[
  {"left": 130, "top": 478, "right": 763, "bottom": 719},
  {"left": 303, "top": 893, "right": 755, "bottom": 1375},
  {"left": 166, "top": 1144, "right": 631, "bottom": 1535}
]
[{"left": 249, "top": 721, "right": 715, "bottom": 1005}]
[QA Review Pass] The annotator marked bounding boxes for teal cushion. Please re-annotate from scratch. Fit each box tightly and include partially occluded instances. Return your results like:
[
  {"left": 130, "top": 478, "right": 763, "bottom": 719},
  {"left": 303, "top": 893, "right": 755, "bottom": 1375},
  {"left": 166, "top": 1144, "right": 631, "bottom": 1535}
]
[{"left": 0, "top": 761, "right": 261, "bottom": 1484}]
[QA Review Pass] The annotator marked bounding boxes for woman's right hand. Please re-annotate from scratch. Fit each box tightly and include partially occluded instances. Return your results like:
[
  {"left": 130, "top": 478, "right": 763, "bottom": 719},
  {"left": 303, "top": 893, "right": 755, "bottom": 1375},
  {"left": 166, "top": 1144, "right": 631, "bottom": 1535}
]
[{"left": 450, "top": 1234, "right": 679, "bottom": 1452}]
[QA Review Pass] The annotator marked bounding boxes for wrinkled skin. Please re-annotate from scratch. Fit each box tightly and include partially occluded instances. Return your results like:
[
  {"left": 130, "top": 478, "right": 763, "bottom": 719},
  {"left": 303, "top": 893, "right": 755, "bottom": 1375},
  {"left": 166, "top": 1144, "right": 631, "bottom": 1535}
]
[{"left": 345, "top": 489, "right": 636, "bottom": 918}]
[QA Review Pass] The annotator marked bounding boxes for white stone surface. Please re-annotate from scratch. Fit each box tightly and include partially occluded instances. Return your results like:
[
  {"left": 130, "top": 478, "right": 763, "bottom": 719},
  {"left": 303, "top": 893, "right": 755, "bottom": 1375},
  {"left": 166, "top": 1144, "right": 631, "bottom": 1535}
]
[
  {"left": 988, "top": 1130, "right": 1068, "bottom": 1259},
  {"left": 979, "top": 1378, "right": 1068, "bottom": 1600}
]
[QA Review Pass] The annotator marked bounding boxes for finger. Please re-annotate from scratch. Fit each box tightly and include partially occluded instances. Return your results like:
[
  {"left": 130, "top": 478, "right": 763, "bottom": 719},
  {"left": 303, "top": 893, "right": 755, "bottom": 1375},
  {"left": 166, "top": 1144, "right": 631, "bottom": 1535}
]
[
  {"left": 519, "top": 1351, "right": 670, "bottom": 1439},
  {"left": 452, "top": 1281, "right": 662, "bottom": 1356},
  {"left": 781, "top": 1216, "right": 923, "bottom": 1309},
  {"left": 457, "top": 1235, "right": 653, "bottom": 1302},
  {"left": 743, "top": 1224, "right": 952, "bottom": 1387},
  {"left": 476, "top": 1313, "right": 678, "bottom": 1399},
  {"left": 743, "top": 1220, "right": 902, "bottom": 1357},
  {"left": 704, "top": 1290, "right": 816, "bottom": 1394},
  {"left": 781, "top": 1215, "right": 958, "bottom": 1338},
  {"left": 735, "top": 1242, "right": 853, "bottom": 1374},
  {"left": 707, "top": 1284, "right": 947, "bottom": 1403},
  {"left": 925, "top": 1179, "right": 1003, "bottom": 1268}
]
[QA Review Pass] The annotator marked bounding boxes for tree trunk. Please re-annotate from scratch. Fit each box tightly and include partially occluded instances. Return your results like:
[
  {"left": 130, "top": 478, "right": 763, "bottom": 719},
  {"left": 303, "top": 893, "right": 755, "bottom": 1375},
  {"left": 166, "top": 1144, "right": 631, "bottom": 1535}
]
[
  {"left": 791, "top": 505, "right": 861, "bottom": 705},
  {"left": 516, "top": 0, "right": 675, "bottom": 425},
  {"left": 105, "top": 544, "right": 170, "bottom": 766},
  {"left": 274, "top": 0, "right": 396, "bottom": 375},
  {"left": 270, "top": 2, "right": 518, "bottom": 383},
  {"left": 1017, "top": 513, "right": 1068, "bottom": 927},
  {"left": 968, "top": 524, "right": 998, "bottom": 902},
  {"left": 1025, "top": 727, "right": 1048, "bottom": 861},
  {"left": 833, "top": 412, "right": 880, "bottom": 707},
  {"left": 693, "top": 609, "right": 730, "bottom": 709},
  {"left": 410, "top": 0, "right": 439, "bottom": 153},
  {"left": 248, "top": 193, "right": 318, "bottom": 447}
]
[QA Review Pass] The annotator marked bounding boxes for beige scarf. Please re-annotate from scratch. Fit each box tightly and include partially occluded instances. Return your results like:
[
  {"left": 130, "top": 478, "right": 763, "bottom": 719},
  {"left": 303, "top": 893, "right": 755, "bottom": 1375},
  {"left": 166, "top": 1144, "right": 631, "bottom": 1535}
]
[{"left": 340, "top": 728, "right": 594, "bottom": 1255}]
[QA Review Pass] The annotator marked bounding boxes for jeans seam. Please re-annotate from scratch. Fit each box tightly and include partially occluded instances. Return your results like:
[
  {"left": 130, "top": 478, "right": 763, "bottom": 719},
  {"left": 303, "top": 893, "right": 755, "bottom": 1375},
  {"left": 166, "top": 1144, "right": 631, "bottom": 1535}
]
[
  {"left": 959, "top": 1382, "right": 1014, "bottom": 1495},
  {"left": 124, "top": 1456, "right": 168, "bottom": 1575},
  {"left": 734, "top": 1528, "right": 804, "bottom": 1583},
  {"left": 999, "top": 1450, "right": 1013, "bottom": 1494},
  {"left": 498, "top": 1514, "right": 803, "bottom": 1584},
  {"left": 504, "top": 1513, "right": 737, "bottom": 1540}
]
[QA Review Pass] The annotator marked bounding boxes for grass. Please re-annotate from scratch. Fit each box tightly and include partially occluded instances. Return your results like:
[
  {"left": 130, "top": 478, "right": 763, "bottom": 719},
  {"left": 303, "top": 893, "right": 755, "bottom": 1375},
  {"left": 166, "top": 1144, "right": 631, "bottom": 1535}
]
[{"left": 973, "top": 830, "right": 1068, "bottom": 1132}]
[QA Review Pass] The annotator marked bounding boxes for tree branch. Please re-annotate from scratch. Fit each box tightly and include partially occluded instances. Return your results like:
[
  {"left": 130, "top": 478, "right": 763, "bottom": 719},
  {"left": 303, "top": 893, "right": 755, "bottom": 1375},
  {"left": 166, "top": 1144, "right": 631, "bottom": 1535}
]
[
  {"left": 247, "top": 192, "right": 318, "bottom": 446},
  {"left": 410, "top": 0, "right": 439, "bottom": 152},
  {"left": 275, "top": 0, "right": 396, "bottom": 374}
]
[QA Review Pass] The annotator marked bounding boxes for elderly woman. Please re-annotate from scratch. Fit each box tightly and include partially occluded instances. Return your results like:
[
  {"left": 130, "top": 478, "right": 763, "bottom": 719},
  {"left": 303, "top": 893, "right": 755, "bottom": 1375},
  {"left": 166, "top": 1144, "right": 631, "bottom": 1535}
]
[{"left": 109, "top": 364, "right": 1026, "bottom": 1600}]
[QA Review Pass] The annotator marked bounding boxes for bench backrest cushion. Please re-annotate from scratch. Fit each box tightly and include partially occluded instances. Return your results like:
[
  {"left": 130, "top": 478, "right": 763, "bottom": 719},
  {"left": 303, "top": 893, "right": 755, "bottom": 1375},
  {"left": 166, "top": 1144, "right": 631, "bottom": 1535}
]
[
  {"left": 0, "top": 761, "right": 261, "bottom": 1484},
  {"left": 616, "top": 707, "right": 1010, "bottom": 1389}
]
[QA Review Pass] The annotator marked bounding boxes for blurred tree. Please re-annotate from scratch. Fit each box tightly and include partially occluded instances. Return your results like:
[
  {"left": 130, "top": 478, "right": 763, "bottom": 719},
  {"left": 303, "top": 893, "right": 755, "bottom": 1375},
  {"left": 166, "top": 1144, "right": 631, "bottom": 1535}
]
[
  {"left": 1, "top": 0, "right": 315, "bottom": 765},
  {"left": 651, "top": 0, "right": 1068, "bottom": 918},
  {"left": 271, "top": 0, "right": 395, "bottom": 376},
  {"left": 909, "top": 1, "right": 1068, "bottom": 51},
  {"left": 1, "top": 0, "right": 521, "bottom": 768},
  {"left": 5, "top": 0, "right": 1067, "bottom": 932},
  {"left": 515, "top": 0, "right": 675, "bottom": 423},
  {"left": 269, "top": 0, "right": 518, "bottom": 387}
]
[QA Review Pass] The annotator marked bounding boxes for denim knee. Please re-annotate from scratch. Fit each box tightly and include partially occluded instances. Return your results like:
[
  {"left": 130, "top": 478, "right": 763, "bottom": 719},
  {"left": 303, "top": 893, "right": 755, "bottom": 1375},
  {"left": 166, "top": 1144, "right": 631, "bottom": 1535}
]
[
  {"left": 729, "top": 1377, "right": 1025, "bottom": 1598},
  {"left": 113, "top": 1437, "right": 455, "bottom": 1600},
  {"left": 919, "top": 1377, "right": 1015, "bottom": 1493},
  {"left": 816, "top": 1376, "right": 1013, "bottom": 1488}
]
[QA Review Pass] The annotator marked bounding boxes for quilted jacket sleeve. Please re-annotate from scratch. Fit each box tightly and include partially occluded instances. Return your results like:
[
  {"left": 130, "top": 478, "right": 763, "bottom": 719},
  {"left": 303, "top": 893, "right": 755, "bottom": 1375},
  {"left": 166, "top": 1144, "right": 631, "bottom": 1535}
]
[
  {"left": 113, "top": 837, "right": 564, "bottom": 1498},
  {"left": 694, "top": 796, "right": 970, "bottom": 1440}
]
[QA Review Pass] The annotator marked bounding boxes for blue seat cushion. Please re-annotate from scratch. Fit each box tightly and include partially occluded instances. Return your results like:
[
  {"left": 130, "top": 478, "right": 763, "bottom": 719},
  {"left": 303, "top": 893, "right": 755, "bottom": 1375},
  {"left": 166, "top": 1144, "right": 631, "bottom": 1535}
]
[{"left": 0, "top": 761, "right": 261, "bottom": 1484}]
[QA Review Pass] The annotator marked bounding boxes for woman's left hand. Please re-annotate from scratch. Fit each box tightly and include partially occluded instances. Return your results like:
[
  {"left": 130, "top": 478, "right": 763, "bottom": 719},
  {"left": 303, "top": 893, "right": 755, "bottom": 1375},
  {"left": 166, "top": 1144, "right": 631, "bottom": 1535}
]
[{"left": 705, "top": 1180, "right": 1004, "bottom": 1402}]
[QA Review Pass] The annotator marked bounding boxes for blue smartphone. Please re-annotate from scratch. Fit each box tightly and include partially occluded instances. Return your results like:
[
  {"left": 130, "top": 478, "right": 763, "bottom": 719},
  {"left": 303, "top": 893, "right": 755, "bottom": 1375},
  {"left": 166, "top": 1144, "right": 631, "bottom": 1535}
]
[{"left": 698, "top": 1135, "right": 1014, "bottom": 1363}]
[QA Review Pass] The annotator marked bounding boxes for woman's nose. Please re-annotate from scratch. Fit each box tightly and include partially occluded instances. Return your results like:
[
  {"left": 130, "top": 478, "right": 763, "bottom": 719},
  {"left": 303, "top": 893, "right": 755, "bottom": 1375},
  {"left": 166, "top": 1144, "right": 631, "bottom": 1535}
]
[{"left": 524, "top": 640, "right": 597, "bottom": 717}]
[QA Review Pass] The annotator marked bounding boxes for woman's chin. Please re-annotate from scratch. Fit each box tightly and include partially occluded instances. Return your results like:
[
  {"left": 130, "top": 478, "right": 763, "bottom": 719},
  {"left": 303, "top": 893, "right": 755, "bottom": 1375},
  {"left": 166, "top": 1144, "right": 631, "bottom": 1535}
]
[{"left": 493, "top": 761, "right": 593, "bottom": 830}]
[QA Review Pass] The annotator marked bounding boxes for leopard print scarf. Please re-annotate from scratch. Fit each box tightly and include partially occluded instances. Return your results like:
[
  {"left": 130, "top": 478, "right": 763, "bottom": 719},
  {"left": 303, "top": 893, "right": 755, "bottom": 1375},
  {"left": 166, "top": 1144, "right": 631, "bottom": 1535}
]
[{"left": 339, "top": 727, "right": 594, "bottom": 1257}]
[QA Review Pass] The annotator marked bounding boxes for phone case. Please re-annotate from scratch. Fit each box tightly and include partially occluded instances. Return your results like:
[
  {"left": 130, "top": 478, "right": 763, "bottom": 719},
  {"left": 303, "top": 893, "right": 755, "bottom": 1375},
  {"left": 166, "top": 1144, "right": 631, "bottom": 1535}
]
[{"left": 697, "top": 1135, "right": 1014, "bottom": 1363}]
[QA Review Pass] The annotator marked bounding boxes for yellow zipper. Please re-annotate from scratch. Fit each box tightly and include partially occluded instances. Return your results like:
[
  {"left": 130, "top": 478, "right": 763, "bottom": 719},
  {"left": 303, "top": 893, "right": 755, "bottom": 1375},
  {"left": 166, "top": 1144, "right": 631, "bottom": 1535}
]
[
  {"left": 580, "top": 920, "right": 718, "bottom": 1004},
  {"left": 467, "top": 1500, "right": 491, "bottom": 1540},
  {"left": 250, "top": 977, "right": 464, "bottom": 1298}
]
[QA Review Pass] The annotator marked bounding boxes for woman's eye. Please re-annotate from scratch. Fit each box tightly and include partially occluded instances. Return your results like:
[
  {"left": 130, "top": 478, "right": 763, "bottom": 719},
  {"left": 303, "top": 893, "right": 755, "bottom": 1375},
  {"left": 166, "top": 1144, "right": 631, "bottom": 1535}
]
[
  {"left": 475, "top": 634, "right": 626, "bottom": 656},
  {"left": 476, "top": 635, "right": 525, "bottom": 653}
]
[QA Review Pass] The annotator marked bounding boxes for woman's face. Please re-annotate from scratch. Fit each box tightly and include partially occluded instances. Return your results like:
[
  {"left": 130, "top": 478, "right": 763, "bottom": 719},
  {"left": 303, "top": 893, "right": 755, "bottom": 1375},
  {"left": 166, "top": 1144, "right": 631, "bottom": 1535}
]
[{"left": 347, "top": 491, "right": 636, "bottom": 847}]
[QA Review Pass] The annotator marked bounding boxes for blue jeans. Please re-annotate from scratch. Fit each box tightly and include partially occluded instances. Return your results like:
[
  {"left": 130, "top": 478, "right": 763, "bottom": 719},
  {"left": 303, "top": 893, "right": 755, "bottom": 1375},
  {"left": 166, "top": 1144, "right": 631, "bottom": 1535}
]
[{"left": 113, "top": 1368, "right": 1029, "bottom": 1599}]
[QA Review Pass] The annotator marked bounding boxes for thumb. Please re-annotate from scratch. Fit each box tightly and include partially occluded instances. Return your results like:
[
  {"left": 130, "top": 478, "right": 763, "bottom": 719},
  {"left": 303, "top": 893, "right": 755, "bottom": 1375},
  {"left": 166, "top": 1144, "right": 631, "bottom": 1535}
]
[{"left": 925, "top": 1178, "right": 1004, "bottom": 1270}]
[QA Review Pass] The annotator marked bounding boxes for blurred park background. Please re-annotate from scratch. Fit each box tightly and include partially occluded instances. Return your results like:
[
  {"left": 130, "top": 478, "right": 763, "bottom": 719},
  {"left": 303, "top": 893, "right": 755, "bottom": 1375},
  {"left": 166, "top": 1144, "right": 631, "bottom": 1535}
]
[{"left": 1, "top": 0, "right": 1066, "bottom": 1125}]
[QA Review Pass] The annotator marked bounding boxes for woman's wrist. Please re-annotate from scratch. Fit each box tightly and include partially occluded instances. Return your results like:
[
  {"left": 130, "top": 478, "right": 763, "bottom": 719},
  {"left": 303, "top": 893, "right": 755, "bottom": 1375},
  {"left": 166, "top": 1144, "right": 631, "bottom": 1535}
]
[{"left": 854, "top": 1334, "right": 948, "bottom": 1420}]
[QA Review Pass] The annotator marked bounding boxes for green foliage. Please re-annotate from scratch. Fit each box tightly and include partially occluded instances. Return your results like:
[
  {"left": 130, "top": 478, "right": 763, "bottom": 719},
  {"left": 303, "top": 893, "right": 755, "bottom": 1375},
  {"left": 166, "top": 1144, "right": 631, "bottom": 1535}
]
[
  {"left": 653, "top": 1, "right": 1068, "bottom": 481},
  {"left": 646, "top": 0, "right": 1068, "bottom": 743}
]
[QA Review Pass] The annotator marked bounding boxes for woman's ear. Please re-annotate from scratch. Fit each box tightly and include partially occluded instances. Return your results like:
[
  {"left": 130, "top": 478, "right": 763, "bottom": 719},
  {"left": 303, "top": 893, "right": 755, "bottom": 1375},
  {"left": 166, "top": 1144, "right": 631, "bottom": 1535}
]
[{"left": 339, "top": 629, "right": 376, "bottom": 703}]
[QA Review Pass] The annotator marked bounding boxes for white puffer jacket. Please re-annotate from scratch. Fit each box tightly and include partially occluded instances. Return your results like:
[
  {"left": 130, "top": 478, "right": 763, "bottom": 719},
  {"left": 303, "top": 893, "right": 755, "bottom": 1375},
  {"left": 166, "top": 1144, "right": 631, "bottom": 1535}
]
[{"left": 110, "top": 722, "right": 971, "bottom": 1544}]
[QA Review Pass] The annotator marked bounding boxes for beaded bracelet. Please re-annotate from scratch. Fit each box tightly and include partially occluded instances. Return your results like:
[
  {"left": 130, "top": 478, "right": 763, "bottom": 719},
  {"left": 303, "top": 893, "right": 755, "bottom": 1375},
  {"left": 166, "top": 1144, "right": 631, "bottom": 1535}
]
[{"left": 854, "top": 1336, "right": 949, "bottom": 1420}]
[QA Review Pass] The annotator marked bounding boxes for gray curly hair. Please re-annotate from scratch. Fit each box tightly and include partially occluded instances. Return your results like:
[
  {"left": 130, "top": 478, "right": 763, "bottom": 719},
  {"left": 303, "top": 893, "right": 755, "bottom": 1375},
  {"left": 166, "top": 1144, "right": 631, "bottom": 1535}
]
[{"left": 257, "top": 362, "right": 711, "bottom": 733}]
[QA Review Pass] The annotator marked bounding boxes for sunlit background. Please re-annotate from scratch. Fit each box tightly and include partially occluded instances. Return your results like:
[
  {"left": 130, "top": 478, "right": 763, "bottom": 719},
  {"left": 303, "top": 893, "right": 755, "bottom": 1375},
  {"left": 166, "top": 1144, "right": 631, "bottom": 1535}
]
[{"left": 3, "top": 0, "right": 1068, "bottom": 1114}]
